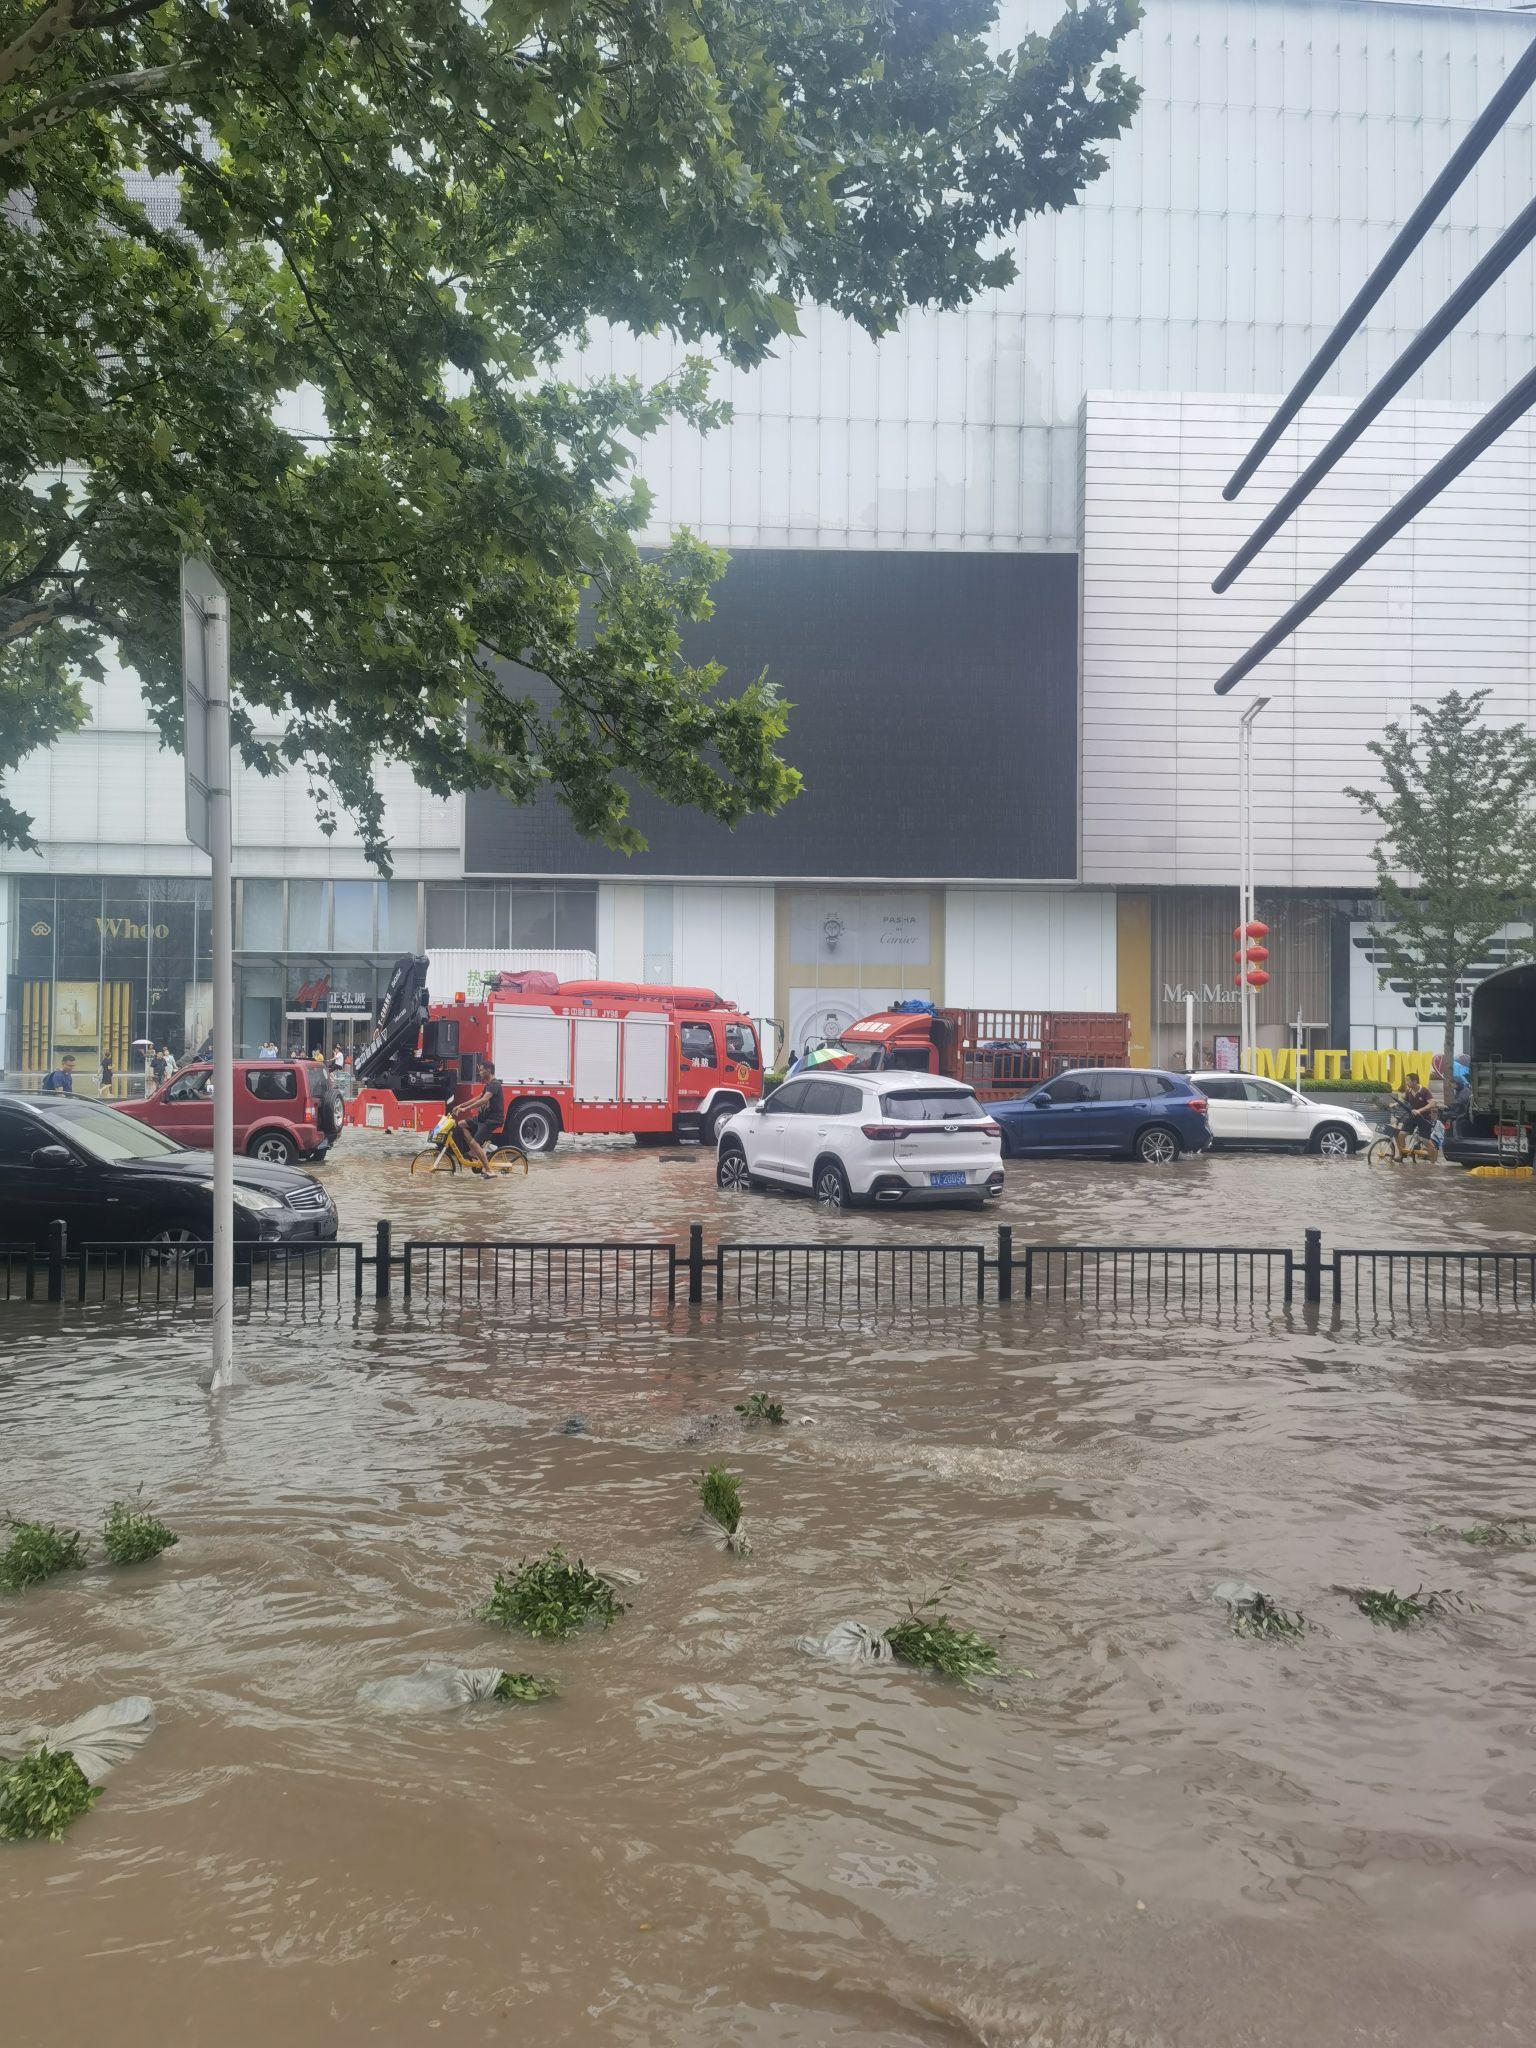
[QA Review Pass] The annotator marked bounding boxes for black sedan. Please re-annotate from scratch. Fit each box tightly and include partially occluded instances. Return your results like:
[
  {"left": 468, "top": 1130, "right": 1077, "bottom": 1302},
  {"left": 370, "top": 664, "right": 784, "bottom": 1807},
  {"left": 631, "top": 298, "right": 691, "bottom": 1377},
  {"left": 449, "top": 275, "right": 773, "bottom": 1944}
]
[{"left": 0, "top": 1095, "right": 337, "bottom": 1251}]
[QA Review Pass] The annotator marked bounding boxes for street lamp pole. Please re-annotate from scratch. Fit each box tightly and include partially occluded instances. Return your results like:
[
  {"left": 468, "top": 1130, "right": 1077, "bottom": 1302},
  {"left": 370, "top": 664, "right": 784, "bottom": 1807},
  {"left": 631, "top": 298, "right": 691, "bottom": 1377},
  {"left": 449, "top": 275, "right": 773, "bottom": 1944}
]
[{"left": 1237, "top": 696, "right": 1270, "bottom": 1073}]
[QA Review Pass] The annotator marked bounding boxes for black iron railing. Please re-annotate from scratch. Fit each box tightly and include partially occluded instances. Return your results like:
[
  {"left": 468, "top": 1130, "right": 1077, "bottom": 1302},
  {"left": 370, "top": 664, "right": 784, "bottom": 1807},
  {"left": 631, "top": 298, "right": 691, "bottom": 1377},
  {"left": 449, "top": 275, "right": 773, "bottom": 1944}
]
[
  {"left": 714, "top": 1239, "right": 985, "bottom": 1307},
  {"left": 400, "top": 1237, "right": 677, "bottom": 1307},
  {"left": 5, "top": 1218, "right": 1535, "bottom": 1318}
]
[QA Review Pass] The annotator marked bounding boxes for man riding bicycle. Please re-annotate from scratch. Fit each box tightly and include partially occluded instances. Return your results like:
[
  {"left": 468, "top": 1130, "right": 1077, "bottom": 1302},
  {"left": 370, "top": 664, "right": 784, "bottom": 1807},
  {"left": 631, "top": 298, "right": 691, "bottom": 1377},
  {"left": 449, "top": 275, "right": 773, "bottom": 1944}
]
[
  {"left": 452, "top": 1059, "right": 506, "bottom": 1169},
  {"left": 1392, "top": 1077, "right": 1437, "bottom": 1161}
]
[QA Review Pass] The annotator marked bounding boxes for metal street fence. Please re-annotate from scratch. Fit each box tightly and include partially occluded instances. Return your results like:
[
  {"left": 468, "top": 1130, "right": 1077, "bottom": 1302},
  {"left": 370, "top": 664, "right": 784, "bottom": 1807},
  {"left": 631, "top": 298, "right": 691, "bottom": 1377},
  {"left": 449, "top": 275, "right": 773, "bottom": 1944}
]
[{"left": 3, "top": 1220, "right": 1534, "bottom": 1317}]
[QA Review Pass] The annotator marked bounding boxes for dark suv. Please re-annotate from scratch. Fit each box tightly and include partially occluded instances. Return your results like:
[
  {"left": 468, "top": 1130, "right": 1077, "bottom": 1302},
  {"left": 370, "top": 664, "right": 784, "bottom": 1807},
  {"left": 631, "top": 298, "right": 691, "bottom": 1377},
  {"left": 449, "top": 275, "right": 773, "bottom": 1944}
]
[{"left": 992, "top": 1068, "right": 1211, "bottom": 1163}]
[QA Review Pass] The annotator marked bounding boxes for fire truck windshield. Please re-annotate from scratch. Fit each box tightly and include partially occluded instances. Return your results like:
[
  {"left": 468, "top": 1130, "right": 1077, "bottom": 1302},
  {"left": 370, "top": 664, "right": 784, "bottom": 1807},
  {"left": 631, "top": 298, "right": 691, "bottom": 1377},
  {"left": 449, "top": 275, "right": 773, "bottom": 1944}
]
[{"left": 725, "top": 1022, "right": 759, "bottom": 1068}]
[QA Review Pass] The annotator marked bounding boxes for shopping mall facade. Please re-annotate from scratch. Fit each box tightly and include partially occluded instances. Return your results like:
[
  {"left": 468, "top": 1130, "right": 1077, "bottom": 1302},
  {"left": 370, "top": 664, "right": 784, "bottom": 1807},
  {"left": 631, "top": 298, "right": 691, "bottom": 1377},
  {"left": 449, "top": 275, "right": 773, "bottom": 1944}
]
[{"left": 5, "top": 0, "right": 1536, "bottom": 1078}]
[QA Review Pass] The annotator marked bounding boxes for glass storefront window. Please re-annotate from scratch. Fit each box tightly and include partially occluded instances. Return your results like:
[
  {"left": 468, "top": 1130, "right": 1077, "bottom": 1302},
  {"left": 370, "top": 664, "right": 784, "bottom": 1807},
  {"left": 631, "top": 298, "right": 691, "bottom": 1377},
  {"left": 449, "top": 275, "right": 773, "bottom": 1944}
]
[
  {"left": 242, "top": 879, "right": 285, "bottom": 951},
  {"left": 287, "top": 880, "right": 331, "bottom": 951},
  {"left": 425, "top": 884, "right": 465, "bottom": 948},
  {"left": 381, "top": 881, "right": 419, "bottom": 952},
  {"left": 555, "top": 888, "right": 597, "bottom": 955},
  {"left": 333, "top": 880, "right": 376, "bottom": 951},
  {"left": 466, "top": 883, "right": 497, "bottom": 947},
  {"left": 508, "top": 887, "right": 556, "bottom": 950}
]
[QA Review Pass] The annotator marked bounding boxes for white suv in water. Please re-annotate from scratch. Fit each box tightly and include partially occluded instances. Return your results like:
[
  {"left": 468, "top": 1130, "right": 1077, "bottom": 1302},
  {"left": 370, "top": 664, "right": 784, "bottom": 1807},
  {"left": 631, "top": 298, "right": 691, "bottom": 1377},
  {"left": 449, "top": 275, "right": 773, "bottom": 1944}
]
[
  {"left": 1191, "top": 1072, "right": 1372, "bottom": 1155},
  {"left": 715, "top": 1071, "right": 1005, "bottom": 1208}
]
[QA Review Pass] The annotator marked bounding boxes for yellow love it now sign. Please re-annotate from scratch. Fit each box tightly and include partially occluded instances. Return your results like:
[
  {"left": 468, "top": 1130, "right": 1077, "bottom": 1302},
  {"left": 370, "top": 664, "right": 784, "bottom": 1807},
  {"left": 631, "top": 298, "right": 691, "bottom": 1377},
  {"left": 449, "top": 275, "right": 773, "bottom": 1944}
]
[{"left": 1252, "top": 1047, "right": 1436, "bottom": 1088}]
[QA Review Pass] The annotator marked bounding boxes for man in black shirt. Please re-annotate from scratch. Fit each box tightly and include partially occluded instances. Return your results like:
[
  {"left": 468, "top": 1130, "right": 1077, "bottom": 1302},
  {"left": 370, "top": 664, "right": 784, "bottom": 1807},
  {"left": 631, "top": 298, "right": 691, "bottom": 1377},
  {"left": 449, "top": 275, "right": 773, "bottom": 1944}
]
[{"left": 454, "top": 1060, "right": 506, "bottom": 1168}]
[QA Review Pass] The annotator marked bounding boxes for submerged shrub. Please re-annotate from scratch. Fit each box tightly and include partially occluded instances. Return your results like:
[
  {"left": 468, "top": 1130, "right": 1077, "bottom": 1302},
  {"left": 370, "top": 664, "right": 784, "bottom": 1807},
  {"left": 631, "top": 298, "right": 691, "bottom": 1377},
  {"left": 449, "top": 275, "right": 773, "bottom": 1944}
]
[
  {"left": 1349, "top": 1586, "right": 1446, "bottom": 1629},
  {"left": 0, "top": 1746, "right": 100, "bottom": 1841},
  {"left": 492, "top": 1671, "right": 558, "bottom": 1703},
  {"left": 1457, "top": 1519, "right": 1534, "bottom": 1548},
  {"left": 1228, "top": 1592, "right": 1308, "bottom": 1642},
  {"left": 101, "top": 1499, "right": 179, "bottom": 1567},
  {"left": 884, "top": 1602, "right": 1002, "bottom": 1682},
  {"left": 698, "top": 1465, "right": 743, "bottom": 1535},
  {"left": 0, "top": 1520, "right": 88, "bottom": 1592},
  {"left": 734, "top": 1393, "right": 786, "bottom": 1426},
  {"left": 477, "top": 1548, "right": 625, "bottom": 1640}
]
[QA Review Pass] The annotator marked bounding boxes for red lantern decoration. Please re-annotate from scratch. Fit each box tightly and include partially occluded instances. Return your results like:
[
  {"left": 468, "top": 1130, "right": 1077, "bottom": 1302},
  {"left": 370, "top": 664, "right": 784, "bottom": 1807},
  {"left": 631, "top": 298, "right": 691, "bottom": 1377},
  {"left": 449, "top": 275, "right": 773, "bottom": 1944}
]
[
  {"left": 1244, "top": 967, "right": 1271, "bottom": 988},
  {"left": 1244, "top": 944, "right": 1270, "bottom": 964},
  {"left": 1232, "top": 920, "right": 1270, "bottom": 939}
]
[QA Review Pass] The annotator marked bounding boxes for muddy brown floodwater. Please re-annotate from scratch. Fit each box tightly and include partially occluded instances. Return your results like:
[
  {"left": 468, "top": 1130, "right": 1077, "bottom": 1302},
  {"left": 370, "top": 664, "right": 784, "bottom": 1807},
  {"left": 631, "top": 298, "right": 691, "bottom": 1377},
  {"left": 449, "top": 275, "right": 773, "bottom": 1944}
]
[{"left": 4, "top": 1136, "right": 1536, "bottom": 2046}]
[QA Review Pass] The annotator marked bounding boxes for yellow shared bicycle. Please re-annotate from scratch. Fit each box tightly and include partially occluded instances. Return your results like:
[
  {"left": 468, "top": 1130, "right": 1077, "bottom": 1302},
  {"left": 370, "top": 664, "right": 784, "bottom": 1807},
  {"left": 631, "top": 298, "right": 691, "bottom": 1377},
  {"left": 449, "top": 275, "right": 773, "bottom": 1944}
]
[
  {"left": 1365, "top": 1102, "right": 1440, "bottom": 1168},
  {"left": 410, "top": 1113, "right": 528, "bottom": 1177}
]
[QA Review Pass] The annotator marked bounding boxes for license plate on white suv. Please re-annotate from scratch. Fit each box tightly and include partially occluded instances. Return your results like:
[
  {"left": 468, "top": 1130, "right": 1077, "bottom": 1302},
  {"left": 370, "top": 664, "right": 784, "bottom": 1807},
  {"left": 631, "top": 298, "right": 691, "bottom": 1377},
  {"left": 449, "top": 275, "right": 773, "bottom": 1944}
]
[{"left": 928, "top": 1171, "right": 967, "bottom": 1188}]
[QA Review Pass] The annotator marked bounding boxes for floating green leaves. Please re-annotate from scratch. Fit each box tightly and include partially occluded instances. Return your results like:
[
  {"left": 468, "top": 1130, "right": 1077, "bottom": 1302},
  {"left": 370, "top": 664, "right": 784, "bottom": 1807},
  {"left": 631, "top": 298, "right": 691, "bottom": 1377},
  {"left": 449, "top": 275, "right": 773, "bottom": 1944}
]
[
  {"left": 698, "top": 1465, "right": 743, "bottom": 1536},
  {"left": 101, "top": 1499, "right": 179, "bottom": 1567},
  {"left": 734, "top": 1393, "right": 786, "bottom": 1426},
  {"left": 492, "top": 1671, "right": 558, "bottom": 1704},
  {"left": 0, "top": 1519, "right": 88, "bottom": 1593},
  {"left": 884, "top": 1604, "right": 1002, "bottom": 1683},
  {"left": 1349, "top": 1586, "right": 1447, "bottom": 1630},
  {"left": 477, "top": 1548, "right": 625, "bottom": 1641},
  {"left": 0, "top": 1747, "right": 100, "bottom": 1841},
  {"left": 1228, "top": 1593, "right": 1309, "bottom": 1643},
  {"left": 1452, "top": 1519, "right": 1534, "bottom": 1549}
]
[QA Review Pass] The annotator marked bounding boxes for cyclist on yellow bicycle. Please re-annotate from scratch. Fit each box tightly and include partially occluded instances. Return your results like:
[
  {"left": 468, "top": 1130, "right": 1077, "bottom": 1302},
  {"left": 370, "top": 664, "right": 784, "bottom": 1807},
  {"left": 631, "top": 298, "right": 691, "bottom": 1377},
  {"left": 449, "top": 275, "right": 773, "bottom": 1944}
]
[
  {"left": 1392, "top": 1078, "right": 1437, "bottom": 1161},
  {"left": 453, "top": 1060, "right": 505, "bottom": 1169}
]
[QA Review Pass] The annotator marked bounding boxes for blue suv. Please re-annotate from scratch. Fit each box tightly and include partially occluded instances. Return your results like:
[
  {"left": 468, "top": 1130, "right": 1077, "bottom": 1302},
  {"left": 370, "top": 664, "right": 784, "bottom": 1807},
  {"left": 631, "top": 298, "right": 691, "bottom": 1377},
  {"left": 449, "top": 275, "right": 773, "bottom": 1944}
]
[{"left": 992, "top": 1068, "right": 1211, "bottom": 1163}]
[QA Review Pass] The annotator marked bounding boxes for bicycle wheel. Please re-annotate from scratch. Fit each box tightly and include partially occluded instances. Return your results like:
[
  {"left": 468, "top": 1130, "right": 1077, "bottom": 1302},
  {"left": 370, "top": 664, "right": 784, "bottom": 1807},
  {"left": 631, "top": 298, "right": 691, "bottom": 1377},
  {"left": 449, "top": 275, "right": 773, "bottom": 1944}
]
[
  {"left": 1366, "top": 1138, "right": 1399, "bottom": 1167},
  {"left": 485, "top": 1147, "right": 529, "bottom": 1177},
  {"left": 410, "top": 1146, "right": 456, "bottom": 1174}
]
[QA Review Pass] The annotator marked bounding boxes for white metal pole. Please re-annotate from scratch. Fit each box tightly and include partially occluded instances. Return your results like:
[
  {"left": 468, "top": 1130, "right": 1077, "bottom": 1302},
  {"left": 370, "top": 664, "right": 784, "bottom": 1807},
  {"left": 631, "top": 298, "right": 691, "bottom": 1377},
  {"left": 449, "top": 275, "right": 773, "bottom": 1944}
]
[
  {"left": 205, "top": 596, "right": 236, "bottom": 1389},
  {"left": 1184, "top": 991, "right": 1195, "bottom": 1071},
  {"left": 1238, "top": 713, "right": 1251, "bottom": 1070}
]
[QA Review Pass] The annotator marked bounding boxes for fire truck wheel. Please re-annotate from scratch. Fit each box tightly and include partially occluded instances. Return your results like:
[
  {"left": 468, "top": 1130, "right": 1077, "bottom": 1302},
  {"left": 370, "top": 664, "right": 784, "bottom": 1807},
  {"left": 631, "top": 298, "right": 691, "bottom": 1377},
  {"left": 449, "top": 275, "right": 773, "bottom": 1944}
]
[{"left": 508, "top": 1099, "right": 561, "bottom": 1154}]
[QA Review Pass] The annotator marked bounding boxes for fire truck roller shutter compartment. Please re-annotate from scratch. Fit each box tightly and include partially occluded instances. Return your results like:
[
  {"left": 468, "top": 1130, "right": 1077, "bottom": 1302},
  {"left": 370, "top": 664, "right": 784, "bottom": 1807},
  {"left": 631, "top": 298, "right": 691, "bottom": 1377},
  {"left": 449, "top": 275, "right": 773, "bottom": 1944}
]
[
  {"left": 621, "top": 1015, "right": 669, "bottom": 1104},
  {"left": 493, "top": 1006, "right": 570, "bottom": 1087},
  {"left": 574, "top": 1017, "right": 620, "bottom": 1102}
]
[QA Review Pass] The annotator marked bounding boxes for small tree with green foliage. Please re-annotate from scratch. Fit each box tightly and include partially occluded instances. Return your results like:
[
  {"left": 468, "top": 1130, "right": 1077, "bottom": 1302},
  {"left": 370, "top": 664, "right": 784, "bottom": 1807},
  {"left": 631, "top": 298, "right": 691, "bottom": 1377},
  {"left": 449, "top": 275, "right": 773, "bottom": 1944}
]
[{"left": 1346, "top": 690, "right": 1536, "bottom": 1098}]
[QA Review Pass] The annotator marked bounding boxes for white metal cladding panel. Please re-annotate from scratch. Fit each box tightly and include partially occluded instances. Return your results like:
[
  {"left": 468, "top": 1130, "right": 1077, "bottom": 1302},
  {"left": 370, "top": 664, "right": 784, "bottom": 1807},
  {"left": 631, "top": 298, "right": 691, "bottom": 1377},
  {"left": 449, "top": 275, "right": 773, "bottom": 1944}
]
[
  {"left": 566, "top": 0, "right": 1536, "bottom": 552},
  {"left": 595, "top": 885, "right": 776, "bottom": 1019},
  {"left": 673, "top": 886, "right": 777, "bottom": 1020},
  {"left": 493, "top": 1007, "right": 570, "bottom": 1087},
  {"left": 621, "top": 1014, "right": 669, "bottom": 1104},
  {"left": 573, "top": 1016, "right": 620, "bottom": 1101},
  {"left": 944, "top": 891, "right": 1119, "bottom": 1010},
  {"left": 1079, "top": 390, "right": 1536, "bottom": 890}
]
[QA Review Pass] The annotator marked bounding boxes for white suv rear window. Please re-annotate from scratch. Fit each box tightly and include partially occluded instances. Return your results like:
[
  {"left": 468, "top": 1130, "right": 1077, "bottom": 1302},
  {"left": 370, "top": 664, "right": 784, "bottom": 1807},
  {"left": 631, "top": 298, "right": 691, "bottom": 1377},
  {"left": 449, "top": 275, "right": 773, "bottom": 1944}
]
[{"left": 880, "top": 1091, "right": 986, "bottom": 1121}]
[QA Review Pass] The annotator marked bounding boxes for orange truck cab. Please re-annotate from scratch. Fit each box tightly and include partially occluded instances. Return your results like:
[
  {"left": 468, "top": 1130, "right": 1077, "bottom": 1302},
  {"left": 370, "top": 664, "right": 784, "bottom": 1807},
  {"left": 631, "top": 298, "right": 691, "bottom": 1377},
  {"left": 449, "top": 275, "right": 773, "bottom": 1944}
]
[{"left": 832, "top": 1005, "right": 1131, "bottom": 1100}]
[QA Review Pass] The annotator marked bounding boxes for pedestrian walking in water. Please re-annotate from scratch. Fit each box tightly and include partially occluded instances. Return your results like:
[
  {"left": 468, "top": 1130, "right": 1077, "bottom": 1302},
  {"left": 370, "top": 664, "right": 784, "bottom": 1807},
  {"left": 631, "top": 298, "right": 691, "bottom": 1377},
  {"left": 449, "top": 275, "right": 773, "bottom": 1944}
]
[{"left": 98, "top": 1050, "right": 113, "bottom": 1096}]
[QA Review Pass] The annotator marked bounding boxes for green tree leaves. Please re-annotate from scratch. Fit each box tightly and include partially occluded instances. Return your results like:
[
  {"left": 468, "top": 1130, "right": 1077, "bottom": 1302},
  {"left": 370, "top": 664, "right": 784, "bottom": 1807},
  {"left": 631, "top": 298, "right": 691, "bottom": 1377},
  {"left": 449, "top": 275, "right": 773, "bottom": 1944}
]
[{"left": 1, "top": 0, "right": 1139, "bottom": 864}]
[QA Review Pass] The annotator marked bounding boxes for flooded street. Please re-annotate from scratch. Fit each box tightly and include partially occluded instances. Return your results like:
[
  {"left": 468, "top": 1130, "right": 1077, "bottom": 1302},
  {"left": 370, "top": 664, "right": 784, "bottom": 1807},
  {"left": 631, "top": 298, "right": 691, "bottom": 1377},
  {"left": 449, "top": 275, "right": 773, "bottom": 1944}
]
[{"left": 4, "top": 1138, "right": 1535, "bottom": 2045}]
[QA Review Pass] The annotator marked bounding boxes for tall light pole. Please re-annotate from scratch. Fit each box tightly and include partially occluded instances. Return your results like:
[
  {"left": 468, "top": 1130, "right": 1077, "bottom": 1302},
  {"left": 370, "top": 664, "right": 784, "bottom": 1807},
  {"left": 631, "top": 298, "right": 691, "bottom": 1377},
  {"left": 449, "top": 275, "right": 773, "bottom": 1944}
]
[
  {"left": 1237, "top": 696, "right": 1270, "bottom": 1072},
  {"left": 181, "top": 558, "right": 237, "bottom": 1389}
]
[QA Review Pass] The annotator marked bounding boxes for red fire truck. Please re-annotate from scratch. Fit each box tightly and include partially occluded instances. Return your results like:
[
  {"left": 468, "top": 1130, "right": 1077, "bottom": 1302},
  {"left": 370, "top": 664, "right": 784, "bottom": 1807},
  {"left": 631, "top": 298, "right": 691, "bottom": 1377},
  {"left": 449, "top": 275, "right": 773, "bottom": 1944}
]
[
  {"left": 826, "top": 1004, "right": 1131, "bottom": 1097},
  {"left": 345, "top": 957, "right": 766, "bottom": 1151}
]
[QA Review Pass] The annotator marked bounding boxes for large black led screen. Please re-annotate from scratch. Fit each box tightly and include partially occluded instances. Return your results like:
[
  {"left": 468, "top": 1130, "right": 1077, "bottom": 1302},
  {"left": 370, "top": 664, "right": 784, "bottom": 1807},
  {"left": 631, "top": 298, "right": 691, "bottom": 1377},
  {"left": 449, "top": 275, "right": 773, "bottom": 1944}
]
[{"left": 464, "top": 549, "right": 1078, "bottom": 880}]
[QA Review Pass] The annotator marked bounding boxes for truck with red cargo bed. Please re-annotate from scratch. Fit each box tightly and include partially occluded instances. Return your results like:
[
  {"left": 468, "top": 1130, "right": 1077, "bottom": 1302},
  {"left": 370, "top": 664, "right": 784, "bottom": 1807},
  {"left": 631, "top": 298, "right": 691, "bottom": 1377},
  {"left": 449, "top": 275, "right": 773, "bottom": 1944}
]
[{"left": 823, "top": 1004, "right": 1131, "bottom": 1098}]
